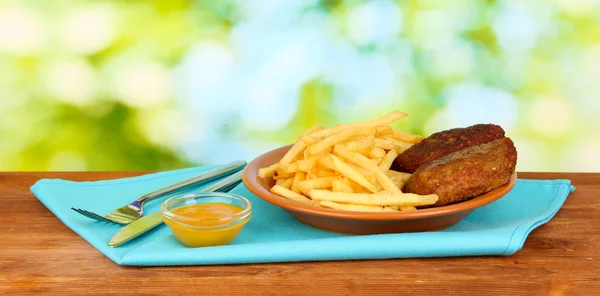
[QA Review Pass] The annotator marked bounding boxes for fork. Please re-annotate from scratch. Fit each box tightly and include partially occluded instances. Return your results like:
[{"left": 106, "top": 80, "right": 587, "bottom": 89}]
[{"left": 71, "top": 160, "right": 246, "bottom": 225}]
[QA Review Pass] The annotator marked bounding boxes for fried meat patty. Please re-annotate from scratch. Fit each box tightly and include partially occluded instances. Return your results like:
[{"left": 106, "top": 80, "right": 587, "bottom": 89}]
[
  {"left": 393, "top": 124, "right": 505, "bottom": 173},
  {"left": 404, "top": 137, "right": 517, "bottom": 207}
]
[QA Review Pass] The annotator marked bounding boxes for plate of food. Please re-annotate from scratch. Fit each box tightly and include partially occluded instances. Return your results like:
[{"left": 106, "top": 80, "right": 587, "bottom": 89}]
[{"left": 242, "top": 111, "right": 518, "bottom": 234}]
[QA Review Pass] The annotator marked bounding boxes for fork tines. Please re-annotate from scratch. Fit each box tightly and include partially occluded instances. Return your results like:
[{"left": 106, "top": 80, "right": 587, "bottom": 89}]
[{"left": 71, "top": 208, "right": 122, "bottom": 224}]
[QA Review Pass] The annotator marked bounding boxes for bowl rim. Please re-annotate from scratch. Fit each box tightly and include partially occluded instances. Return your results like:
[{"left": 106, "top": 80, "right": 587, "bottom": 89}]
[
  {"left": 161, "top": 192, "right": 252, "bottom": 229},
  {"left": 242, "top": 144, "right": 517, "bottom": 221}
]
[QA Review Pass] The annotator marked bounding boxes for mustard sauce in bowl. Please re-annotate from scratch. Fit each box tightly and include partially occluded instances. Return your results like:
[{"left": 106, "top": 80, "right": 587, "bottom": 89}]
[{"left": 161, "top": 192, "right": 251, "bottom": 247}]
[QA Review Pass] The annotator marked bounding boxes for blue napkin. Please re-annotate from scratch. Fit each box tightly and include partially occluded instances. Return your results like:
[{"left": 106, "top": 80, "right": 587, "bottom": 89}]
[{"left": 31, "top": 166, "right": 575, "bottom": 266}]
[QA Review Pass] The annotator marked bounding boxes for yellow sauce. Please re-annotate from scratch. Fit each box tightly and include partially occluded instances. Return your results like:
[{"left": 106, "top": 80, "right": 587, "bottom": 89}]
[{"left": 163, "top": 203, "right": 249, "bottom": 248}]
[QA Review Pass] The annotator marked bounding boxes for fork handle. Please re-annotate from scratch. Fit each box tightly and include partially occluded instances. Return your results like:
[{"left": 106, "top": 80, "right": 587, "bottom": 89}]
[{"left": 133, "top": 160, "right": 247, "bottom": 206}]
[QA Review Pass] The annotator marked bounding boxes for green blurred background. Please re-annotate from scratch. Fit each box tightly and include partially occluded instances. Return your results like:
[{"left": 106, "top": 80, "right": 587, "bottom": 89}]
[{"left": 1, "top": 0, "right": 599, "bottom": 172}]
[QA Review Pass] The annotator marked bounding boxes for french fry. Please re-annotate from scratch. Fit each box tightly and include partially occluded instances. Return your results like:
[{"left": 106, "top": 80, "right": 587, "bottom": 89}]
[
  {"left": 280, "top": 125, "right": 324, "bottom": 168},
  {"left": 291, "top": 172, "right": 306, "bottom": 193},
  {"left": 316, "top": 168, "right": 339, "bottom": 177},
  {"left": 387, "top": 205, "right": 416, "bottom": 211},
  {"left": 308, "top": 127, "right": 376, "bottom": 156},
  {"left": 341, "top": 177, "right": 352, "bottom": 186},
  {"left": 329, "top": 154, "right": 378, "bottom": 193},
  {"left": 259, "top": 162, "right": 280, "bottom": 179},
  {"left": 346, "top": 178, "right": 371, "bottom": 193},
  {"left": 341, "top": 184, "right": 355, "bottom": 193},
  {"left": 301, "top": 135, "right": 322, "bottom": 145},
  {"left": 298, "top": 177, "right": 337, "bottom": 195},
  {"left": 308, "top": 111, "right": 408, "bottom": 139},
  {"left": 392, "top": 180, "right": 404, "bottom": 190},
  {"left": 386, "top": 170, "right": 412, "bottom": 183},
  {"left": 334, "top": 145, "right": 401, "bottom": 195},
  {"left": 310, "top": 190, "right": 438, "bottom": 207},
  {"left": 375, "top": 125, "right": 393, "bottom": 136},
  {"left": 374, "top": 138, "right": 397, "bottom": 151},
  {"left": 297, "top": 154, "right": 320, "bottom": 172},
  {"left": 368, "top": 146, "right": 386, "bottom": 159},
  {"left": 273, "top": 169, "right": 295, "bottom": 180},
  {"left": 343, "top": 136, "right": 375, "bottom": 153},
  {"left": 348, "top": 163, "right": 377, "bottom": 185},
  {"left": 280, "top": 141, "right": 306, "bottom": 168},
  {"left": 259, "top": 110, "right": 438, "bottom": 213},
  {"left": 284, "top": 162, "right": 299, "bottom": 173},
  {"left": 390, "top": 130, "right": 424, "bottom": 143},
  {"left": 331, "top": 179, "right": 354, "bottom": 193},
  {"left": 317, "top": 154, "right": 336, "bottom": 170},
  {"left": 371, "top": 157, "right": 383, "bottom": 165},
  {"left": 320, "top": 200, "right": 398, "bottom": 212},
  {"left": 378, "top": 149, "right": 399, "bottom": 172},
  {"left": 271, "top": 185, "right": 312, "bottom": 205},
  {"left": 303, "top": 147, "right": 311, "bottom": 158},
  {"left": 384, "top": 137, "right": 414, "bottom": 153},
  {"left": 377, "top": 137, "right": 413, "bottom": 153},
  {"left": 331, "top": 179, "right": 343, "bottom": 192},
  {"left": 279, "top": 177, "right": 294, "bottom": 189}
]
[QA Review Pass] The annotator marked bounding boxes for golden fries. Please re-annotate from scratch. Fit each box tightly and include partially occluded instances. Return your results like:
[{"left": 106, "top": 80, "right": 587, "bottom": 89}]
[
  {"left": 386, "top": 170, "right": 412, "bottom": 183},
  {"left": 259, "top": 162, "right": 280, "bottom": 179},
  {"left": 271, "top": 185, "right": 312, "bottom": 205},
  {"left": 329, "top": 154, "right": 378, "bottom": 193},
  {"left": 344, "top": 136, "right": 375, "bottom": 153},
  {"left": 375, "top": 125, "right": 393, "bottom": 137},
  {"left": 259, "top": 111, "right": 435, "bottom": 212},
  {"left": 280, "top": 125, "right": 324, "bottom": 168},
  {"left": 347, "top": 178, "right": 371, "bottom": 193},
  {"left": 298, "top": 177, "right": 337, "bottom": 195},
  {"left": 390, "top": 130, "right": 424, "bottom": 143},
  {"left": 333, "top": 145, "right": 400, "bottom": 195},
  {"left": 297, "top": 155, "right": 320, "bottom": 172},
  {"left": 374, "top": 138, "right": 398, "bottom": 151},
  {"left": 320, "top": 200, "right": 398, "bottom": 212},
  {"left": 371, "top": 157, "right": 383, "bottom": 165},
  {"left": 331, "top": 179, "right": 354, "bottom": 193},
  {"left": 378, "top": 149, "right": 399, "bottom": 172},
  {"left": 278, "top": 178, "right": 294, "bottom": 190},
  {"left": 308, "top": 111, "right": 407, "bottom": 139},
  {"left": 316, "top": 168, "right": 339, "bottom": 177},
  {"left": 316, "top": 155, "right": 335, "bottom": 170},
  {"left": 309, "top": 190, "right": 438, "bottom": 207},
  {"left": 368, "top": 146, "right": 386, "bottom": 159},
  {"left": 291, "top": 172, "right": 306, "bottom": 193},
  {"left": 273, "top": 169, "right": 295, "bottom": 180},
  {"left": 307, "top": 127, "right": 376, "bottom": 156},
  {"left": 284, "top": 162, "right": 299, "bottom": 173},
  {"left": 383, "top": 137, "right": 414, "bottom": 153}
]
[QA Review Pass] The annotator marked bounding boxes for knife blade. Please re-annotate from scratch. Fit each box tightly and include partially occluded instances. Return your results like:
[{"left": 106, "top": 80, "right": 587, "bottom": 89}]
[{"left": 108, "top": 170, "right": 244, "bottom": 247}]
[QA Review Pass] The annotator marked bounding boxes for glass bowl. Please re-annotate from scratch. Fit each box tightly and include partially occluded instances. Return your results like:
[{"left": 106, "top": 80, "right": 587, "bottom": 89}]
[{"left": 161, "top": 192, "right": 252, "bottom": 247}]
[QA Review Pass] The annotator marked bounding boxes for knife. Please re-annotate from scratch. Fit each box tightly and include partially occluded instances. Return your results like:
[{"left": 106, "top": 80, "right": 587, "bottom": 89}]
[{"left": 108, "top": 170, "right": 244, "bottom": 247}]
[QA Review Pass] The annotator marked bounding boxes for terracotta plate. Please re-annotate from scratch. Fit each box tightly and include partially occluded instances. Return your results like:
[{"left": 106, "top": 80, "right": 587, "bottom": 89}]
[{"left": 242, "top": 144, "right": 517, "bottom": 235}]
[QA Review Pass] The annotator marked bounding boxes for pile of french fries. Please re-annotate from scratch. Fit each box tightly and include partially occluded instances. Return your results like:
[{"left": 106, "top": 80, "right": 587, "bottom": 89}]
[{"left": 258, "top": 111, "right": 439, "bottom": 212}]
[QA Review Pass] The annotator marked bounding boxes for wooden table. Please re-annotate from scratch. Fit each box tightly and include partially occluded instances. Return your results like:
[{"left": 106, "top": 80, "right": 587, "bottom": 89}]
[{"left": 1, "top": 172, "right": 598, "bottom": 295}]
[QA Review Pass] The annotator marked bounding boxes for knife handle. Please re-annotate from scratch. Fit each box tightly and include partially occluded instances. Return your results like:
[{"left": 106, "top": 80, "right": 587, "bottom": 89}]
[
  {"left": 200, "top": 170, "right": 244, "bottom": 193},
  {"left": 136, "top": 160, "right": 246, "bottom": 205}
]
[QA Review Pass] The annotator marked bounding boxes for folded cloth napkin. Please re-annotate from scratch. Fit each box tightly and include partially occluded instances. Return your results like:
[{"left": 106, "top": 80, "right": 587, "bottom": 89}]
[{"left": 31, "top": 166, "right": 575, "bottom": 266}]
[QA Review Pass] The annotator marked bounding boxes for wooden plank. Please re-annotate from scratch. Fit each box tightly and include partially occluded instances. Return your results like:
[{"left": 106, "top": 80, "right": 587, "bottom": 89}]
[{"left": 0, "top": 172, "right": 598, "bottom": 295}]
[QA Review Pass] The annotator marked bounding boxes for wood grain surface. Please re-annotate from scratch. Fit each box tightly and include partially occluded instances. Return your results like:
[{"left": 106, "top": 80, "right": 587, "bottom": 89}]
[{"left": 0, "top": 172, "right": 598, "bottom": 295}]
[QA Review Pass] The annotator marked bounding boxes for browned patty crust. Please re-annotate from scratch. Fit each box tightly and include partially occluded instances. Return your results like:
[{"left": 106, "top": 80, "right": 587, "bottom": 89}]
[
  {"left": 393, "top": 124, "right": 505, "bottom": 173},
  {"left": 404, "top": 137, "right": 517, "bottom": 207}
]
